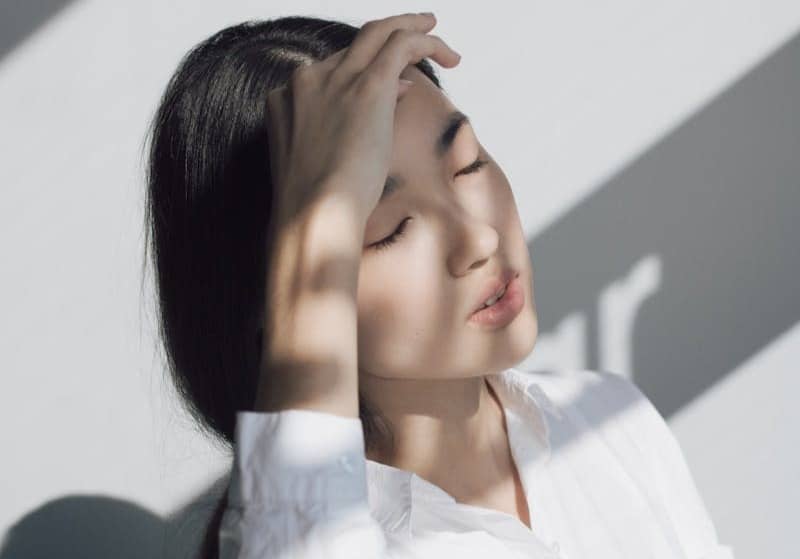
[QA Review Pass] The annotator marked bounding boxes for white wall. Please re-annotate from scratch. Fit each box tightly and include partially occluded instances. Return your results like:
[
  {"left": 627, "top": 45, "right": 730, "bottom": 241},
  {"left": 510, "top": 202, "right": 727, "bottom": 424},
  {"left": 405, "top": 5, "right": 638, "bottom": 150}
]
[{"left": 1, "top": 1, "right": 798, "bottom": 557}]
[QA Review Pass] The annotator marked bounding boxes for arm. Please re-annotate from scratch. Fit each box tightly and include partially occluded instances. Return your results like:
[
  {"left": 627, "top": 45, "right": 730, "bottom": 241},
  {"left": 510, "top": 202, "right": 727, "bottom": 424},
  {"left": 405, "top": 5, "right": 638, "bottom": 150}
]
[
  {"left": 216, "top": 194, "right": 390, "bottom": 558},
  {"left": 212, "top": 13, "right": 461, "bottom": 557},
  {"left": 218, "top": 409, "right": 392, "bottom": 559}
]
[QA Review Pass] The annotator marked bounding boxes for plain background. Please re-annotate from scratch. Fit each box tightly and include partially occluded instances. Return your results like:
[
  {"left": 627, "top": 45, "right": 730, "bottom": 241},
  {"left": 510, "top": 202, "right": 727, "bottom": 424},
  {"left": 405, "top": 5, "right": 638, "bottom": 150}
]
[{"left": 1, "top": 1, "right": 798, "bottom": 558}]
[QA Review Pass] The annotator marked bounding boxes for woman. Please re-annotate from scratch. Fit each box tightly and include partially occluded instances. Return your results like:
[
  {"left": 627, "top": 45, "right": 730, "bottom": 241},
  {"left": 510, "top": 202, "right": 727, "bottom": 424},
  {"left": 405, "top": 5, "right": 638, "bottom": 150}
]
[{"left": 143, "top": 12, "right": 734, "bottom": 559}]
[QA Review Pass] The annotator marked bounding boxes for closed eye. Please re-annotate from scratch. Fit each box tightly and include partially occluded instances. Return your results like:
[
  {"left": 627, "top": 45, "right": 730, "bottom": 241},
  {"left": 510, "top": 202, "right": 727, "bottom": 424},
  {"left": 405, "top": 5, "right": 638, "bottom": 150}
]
[
  {"left": 370, "top": 216, "right": 412, "bottom": 252},
  {"left": 369, "top": 156, "right": 489, "bottom": 252},
  {"left": 455, "top": 156, "right": 489, "bottom": 178}
]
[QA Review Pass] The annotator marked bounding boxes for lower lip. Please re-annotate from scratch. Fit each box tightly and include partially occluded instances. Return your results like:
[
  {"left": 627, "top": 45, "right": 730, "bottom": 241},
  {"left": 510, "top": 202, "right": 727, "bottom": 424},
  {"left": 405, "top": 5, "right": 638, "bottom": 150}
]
[{"left": 468, "top": 275, "right": 524, "bottom": 329}]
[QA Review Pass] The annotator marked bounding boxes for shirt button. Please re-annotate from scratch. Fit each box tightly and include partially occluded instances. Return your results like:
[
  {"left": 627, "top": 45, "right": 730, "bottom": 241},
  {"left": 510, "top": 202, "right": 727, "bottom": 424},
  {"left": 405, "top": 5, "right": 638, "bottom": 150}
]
[{"left": 338, "top": 455, "right": 354, "bottom": 473}]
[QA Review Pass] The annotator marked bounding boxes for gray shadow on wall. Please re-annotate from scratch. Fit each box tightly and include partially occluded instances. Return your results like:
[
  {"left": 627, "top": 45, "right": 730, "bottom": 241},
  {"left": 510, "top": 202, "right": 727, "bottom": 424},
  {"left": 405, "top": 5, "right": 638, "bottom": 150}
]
[
  {"left": 0, "top": 473, "right": 230, "bottom": 559},
  {"left": 3, "top": 23, "right": 799, "bottom": 559},
  {"left": 529, "top": 30, "right": 800, "bottom": 418},
  {"left": 159, "top": 28, "right": 800, "bottom": 557},
  {"left": 0, "top": 495, "right": 163, "bottom": 559},
  {"left": 161, "top": 472, "right": 231, "bottom": 559},
  {"left": 0, "top": 0, "right": 78, "bottom": 63}
]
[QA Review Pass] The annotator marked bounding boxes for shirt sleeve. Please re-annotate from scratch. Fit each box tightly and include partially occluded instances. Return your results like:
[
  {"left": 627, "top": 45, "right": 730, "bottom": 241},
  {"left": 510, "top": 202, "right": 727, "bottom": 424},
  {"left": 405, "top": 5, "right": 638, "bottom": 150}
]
[
  {"left": 218, "top": 408, "right": 394, "bottom": 559},
  {"left": 595, "top": 371, "right": 736, "bottom": 559}
]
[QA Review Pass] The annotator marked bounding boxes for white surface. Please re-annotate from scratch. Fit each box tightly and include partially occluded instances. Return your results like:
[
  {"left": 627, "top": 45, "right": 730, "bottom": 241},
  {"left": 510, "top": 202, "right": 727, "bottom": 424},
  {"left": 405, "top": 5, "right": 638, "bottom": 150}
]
[
  {"left": 1, "top": 0, "right": 798, "bottom": 556},
  {"left": 671, "top": 322, "right": 800, "bottom": 559}
]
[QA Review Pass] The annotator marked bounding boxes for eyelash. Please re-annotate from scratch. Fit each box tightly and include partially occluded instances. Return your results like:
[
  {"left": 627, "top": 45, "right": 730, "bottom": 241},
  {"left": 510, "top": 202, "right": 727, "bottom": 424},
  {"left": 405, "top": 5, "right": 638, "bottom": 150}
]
[
  {"left": 455, "top": 156, "right": 489, "bottom": 177},
  {"left": 370, "top": 157, "right": 489, "bottom": 252}
]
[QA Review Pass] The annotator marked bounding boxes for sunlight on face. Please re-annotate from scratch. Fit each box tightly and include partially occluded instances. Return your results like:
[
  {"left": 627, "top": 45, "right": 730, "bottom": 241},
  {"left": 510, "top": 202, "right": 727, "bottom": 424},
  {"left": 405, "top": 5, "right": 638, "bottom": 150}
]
[{"left": 355, "top": 66, "right": 539, "bottom": 383}]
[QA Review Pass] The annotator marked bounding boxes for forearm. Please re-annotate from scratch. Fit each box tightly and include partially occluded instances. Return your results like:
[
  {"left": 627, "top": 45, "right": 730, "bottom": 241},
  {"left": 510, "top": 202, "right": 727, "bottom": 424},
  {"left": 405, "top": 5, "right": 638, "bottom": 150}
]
[
  {"left": 220, "top": 410, "right": 393, "bottom": 559},
  {"left": 255, "top": 190, "right": 368, "bottom": 419}
]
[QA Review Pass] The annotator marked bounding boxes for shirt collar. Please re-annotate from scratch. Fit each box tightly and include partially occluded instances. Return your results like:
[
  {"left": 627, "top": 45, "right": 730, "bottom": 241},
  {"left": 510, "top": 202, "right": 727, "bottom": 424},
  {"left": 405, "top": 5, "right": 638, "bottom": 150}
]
[
  {"left": 365, "top": 367, "right": 562, "bottom": 530},
  {"left": 486, "top": 366, "right": 564, "bottom": 459}
]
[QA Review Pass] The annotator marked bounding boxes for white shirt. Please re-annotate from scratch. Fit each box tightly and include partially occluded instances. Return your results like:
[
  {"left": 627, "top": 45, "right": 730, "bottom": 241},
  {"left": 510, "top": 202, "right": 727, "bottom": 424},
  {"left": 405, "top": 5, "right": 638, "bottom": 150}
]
[{"left": 219, "top": 367, "right": 735, "bottom": 558}]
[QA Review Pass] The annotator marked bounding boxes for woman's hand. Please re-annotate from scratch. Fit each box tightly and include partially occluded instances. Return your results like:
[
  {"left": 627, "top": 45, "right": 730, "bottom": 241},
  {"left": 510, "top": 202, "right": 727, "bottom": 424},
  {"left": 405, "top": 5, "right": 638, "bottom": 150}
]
[
  {"left": 264, "top": 12, "right": 461, "bottom": 229},
  {"left": 256, "top": 13, "right": 460, "bottom": 417}
]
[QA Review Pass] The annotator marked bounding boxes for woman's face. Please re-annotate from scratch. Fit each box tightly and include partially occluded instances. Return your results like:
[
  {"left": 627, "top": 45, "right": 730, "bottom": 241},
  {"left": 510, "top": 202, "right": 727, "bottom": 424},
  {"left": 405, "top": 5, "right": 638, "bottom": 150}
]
[{"left": 356, "top": 66, "right": 538, "bottom": 382}]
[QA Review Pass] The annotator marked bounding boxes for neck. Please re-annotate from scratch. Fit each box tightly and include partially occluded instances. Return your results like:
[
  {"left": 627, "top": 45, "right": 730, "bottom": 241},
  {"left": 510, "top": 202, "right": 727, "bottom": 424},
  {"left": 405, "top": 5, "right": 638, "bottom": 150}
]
[{"left": 361, "top": 371, "right": 511, "bottom": 498}]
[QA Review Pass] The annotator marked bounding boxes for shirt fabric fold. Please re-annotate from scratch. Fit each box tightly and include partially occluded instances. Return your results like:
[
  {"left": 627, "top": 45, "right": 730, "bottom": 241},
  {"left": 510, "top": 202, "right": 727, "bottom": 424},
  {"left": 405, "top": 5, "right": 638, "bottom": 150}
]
[{"left": 219, "top": 367, "right": 735, "bottom": 559}]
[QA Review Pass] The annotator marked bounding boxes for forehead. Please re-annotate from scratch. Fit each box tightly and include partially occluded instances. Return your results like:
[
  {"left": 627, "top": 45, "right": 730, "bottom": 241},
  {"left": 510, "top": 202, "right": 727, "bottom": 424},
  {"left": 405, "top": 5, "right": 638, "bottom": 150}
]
[
  {"left": 373, "top": 67, "right": 475, "bottom": 208},
  {"left": 394, "top": 65, "right": 457, "bottom": 142}
]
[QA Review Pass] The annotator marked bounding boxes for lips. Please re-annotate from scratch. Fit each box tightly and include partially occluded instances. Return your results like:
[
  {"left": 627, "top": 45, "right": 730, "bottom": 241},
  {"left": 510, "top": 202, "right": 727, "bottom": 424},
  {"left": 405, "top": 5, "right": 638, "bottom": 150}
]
[{"left": 470, "top": 268, "right": 519, "bottom": 316}]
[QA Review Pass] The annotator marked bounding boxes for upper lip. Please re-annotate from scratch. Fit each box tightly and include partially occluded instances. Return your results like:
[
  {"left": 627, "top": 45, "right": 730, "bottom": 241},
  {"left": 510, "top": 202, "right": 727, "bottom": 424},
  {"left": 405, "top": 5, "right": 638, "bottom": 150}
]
[{"left": 469, "top": 268, "right": 519, "bottom": 316}]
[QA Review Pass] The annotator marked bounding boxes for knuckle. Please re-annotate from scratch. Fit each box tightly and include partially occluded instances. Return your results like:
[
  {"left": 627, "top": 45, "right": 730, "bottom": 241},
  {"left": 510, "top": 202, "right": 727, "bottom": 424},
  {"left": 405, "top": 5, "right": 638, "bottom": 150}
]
[
  {"left": 429, "top": 34, "right": 446, "bottom": 53},
  {"left": 418, "top": 34, "right": 443, "bottom": 58},
  {"left": 387, "top": 27, "right": 414, "bottom": 45},
  {"left": 394, "top": 29, "right": 427, "bottom": 58},
  {"left": 362, "top": 13, "right": 426, "bottom": 39},
  {"left": 369, "top": 14, "right": 399, "bottom": 29},
  {"left": 383, "top": 13, "right": 415, "bottom": 27},
  {"left": 360, "top": 19, "right": 379, "bottom": 33}
]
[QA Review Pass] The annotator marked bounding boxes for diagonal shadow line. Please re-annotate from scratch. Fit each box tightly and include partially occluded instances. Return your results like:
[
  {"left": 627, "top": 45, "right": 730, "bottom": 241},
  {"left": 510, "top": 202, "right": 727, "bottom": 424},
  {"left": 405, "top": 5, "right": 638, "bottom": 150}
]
[
  {"left": 528, "top": 29, "right": 800, "bottom": 420},
  {"left": 0, "top": 0, "right": 78, "bottom": 64},
  {"left": 160, "top": 30, "right": 800, "bottom": 546},
  {"left": 4, "top": 21, "right": 799, "bottom": 559}
]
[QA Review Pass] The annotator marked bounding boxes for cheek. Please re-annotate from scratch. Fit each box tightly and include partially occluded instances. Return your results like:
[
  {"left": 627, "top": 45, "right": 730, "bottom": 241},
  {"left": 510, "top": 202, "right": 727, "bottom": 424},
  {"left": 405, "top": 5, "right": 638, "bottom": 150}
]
[
  {"left": 356, "top": 259, "right": 451, "bottom": 368},
  {"left": 357, "top": 270, "right": 438, "bottom": 334},
  {"left": 486, "top": 172, "right": 525, "bottom": 244}
]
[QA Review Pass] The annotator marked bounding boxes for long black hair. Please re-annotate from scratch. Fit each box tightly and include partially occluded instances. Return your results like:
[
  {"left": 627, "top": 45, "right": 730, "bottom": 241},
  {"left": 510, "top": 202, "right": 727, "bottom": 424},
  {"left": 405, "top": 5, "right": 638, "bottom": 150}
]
[{"left": 142, "top": 15, "right": 444, "bottom": 559}]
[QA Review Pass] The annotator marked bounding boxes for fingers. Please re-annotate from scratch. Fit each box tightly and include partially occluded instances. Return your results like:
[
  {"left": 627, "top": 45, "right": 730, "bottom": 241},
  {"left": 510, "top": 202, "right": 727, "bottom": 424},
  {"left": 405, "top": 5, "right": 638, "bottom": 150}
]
[
  {"left": 367, "top": 29, "right": 460, "bottom": 86},
  {"left": 335, "top": 13, "right": 439, "bottom": 76}
]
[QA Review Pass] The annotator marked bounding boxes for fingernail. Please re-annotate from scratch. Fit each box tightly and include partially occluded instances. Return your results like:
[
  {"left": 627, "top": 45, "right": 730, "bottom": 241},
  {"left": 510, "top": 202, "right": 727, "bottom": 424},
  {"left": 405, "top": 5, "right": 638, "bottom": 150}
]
[
  {"left": 399, "top": 78, "right": 414, "bottom": 86},
  {"left": 420, "top": 12, "right": 434, "bottom": 17}
]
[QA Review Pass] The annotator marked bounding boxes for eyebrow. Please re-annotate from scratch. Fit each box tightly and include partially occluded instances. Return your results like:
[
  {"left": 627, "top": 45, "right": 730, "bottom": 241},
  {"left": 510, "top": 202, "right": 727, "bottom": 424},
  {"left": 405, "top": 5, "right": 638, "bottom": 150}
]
[{"left": 378, "top": 110, "right": 471, "bottom": 204}]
